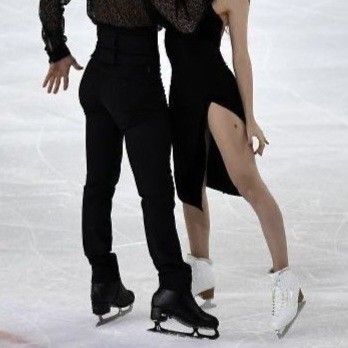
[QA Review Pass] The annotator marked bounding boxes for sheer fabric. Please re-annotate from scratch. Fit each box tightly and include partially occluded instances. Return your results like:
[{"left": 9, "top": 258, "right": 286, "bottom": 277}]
[{"left": 39, "top": 0, "right": 208, "bottom": 62}]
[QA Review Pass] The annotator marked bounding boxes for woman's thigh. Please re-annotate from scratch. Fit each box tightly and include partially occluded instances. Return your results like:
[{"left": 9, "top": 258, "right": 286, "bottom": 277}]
[{"left": 207, "top": 103, "right": 264, "bottom": 192}]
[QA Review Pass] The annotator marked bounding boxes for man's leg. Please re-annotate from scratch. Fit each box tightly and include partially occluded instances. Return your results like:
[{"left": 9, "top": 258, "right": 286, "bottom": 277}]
[
  {"left": 82, "top": 101, "right": 124, "bottom": 283},
  {"left": 124, "top": 112, "right": 219, "bottom": 337},
  {"left": 124, "top": 112, "right": 192, "bottom": 292}
]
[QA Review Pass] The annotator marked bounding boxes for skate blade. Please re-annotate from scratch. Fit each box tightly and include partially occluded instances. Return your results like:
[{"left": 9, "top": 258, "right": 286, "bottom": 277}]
[
  {"left": 96, "top": 304, "right": 133, "bottom": 327},
  {"left": 148, "top": 322, "right": 219, "bottom": 340},
  {"left": 276, "top": 301, "right": 306, "bottom": 339},
  {"left": 200, "top": 299, "right": 217, "bottom": 310}
]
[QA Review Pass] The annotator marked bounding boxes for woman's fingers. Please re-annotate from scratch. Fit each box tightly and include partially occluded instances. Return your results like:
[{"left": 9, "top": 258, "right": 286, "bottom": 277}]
[
  {"left": 264, "top": 135, "right": 270, "bottom": 145},
  {"left": 253, "top": 139, "right": 260, "bottom": 155},
  {"left": 255, "top": 141, "right": 264, "bottom": 156},
  {"left": 254, "top": 134, "right": 267, "bottom": 156},
  {"left": 258, "top": 141, "right": 266, "bottom": 156},
  {"left": 247, "top": 130, "right": 253, "bottom": 147}
]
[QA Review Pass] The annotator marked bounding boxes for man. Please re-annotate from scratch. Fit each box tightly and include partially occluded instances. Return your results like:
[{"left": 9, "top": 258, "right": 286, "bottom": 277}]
[{"left": 39, "top": 0, "right": 219, "bottom": 339}]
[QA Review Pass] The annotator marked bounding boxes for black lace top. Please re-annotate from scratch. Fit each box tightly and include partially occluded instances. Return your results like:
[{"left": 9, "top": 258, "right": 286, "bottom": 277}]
[{"left": 39, "top": 0, "right": 208, "bottom": 63}]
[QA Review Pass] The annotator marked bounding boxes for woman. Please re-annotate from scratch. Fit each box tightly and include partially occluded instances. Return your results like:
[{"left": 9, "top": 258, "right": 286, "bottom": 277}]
[{"left": 164, "top": 0, "right": 305, "bottom": 335}]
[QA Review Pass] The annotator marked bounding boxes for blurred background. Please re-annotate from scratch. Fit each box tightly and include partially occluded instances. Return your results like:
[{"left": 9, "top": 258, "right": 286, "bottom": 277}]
[{"left": 0, "top": 1, "right": 347, "bottom": 347}]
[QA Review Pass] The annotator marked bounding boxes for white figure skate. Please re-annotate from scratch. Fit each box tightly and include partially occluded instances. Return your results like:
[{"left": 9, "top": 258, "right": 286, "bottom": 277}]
[
  {"left": 186, "top": 254, "right": 216, "bottom": 309},
  {"left": 270, "top": 267, "right": 306, "bottom": 338}
]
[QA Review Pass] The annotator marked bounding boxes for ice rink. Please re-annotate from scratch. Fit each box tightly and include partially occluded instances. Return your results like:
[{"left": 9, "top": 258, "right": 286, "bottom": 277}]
[{"left": 1, "top": 1, "right": 348, "bottom": 347}]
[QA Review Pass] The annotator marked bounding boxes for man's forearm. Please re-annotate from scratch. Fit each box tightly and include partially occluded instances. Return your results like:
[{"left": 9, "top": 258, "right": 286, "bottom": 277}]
[{"left": 39, "top": 0, "right": 71, "bottom": 63}]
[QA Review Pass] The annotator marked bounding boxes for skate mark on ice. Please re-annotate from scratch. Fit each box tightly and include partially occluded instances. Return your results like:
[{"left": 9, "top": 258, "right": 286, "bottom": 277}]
[
  {"left": 333, "top": 216, "right": 347, "bottom": 257},
  {"left": 36, "top": 125, "right": 80, "bottom": 188},
  {"left": 114, "top": 241, "right": 146, "bottom": 249},
  {"left": 7, "top": 206, "right": 82, "bottom": 281}
]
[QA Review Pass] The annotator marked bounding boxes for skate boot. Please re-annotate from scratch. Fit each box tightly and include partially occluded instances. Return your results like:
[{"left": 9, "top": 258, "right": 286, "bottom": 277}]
[
  {"left": 148, "top": 288, "right": 219, "bottom": 339},
  {"left": 270, "top": 267, "right": 306, "bottom": 338},
  {"left": 92, "top": 280, "right": 135, "bottom": 327},
  {"left": 187, "top": 254, "right": 216, "bottom": 309}
]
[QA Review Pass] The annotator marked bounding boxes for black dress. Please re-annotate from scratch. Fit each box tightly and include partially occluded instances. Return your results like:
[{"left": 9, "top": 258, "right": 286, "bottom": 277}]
[{"left": 165, "top": 2, "right": 246, "bottom": 210}]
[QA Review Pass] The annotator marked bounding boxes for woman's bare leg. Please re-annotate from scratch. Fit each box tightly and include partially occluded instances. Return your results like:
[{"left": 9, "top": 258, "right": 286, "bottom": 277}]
[
  {"left": 183, "top": 188, "right": 210, "bottom": 259},
  {"left": 208, "top": 103, "right": 288, "bottom": 271},
  {"left": 183, "top": 189, "right": 215, "bottom": 300}
]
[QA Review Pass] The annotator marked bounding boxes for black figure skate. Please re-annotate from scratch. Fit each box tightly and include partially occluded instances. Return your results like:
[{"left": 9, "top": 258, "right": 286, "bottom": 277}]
[
  {"left": 92, "top": 280, "right": 135, "bottom": 327},
  {"left": 148, "top": 288, "right": 219, "bottom": 339}
]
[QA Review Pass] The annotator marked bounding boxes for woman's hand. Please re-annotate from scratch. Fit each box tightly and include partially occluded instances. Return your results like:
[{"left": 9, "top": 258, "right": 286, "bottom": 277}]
[
  {"left": 42, "top": 55, "right": 83, "bottom": 94},
  {"left": 246, "top": 118, "right": 269, "bottom": 156}
]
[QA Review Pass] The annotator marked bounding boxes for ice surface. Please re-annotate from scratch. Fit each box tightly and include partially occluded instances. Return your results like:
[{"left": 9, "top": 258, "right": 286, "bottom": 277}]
[{"left": 0, "top": 1, "right": 348, "bottom": 347}]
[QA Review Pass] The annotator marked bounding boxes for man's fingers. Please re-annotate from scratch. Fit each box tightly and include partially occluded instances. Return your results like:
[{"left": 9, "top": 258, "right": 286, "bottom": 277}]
[
  {"left": 63, "top": 75, "right": 69, "bottom": 91},
  {"left": 73, "top": 61, "right": 84, "bottom": 70},
  {"left": 47, "top": 76, "right": 56, "bottom": 94},
  {"left": 53, "top": 76, "right": 61, "bottom": 94},
  {"left": 43, "top": 73, "right": 52, "bottom": 88}
]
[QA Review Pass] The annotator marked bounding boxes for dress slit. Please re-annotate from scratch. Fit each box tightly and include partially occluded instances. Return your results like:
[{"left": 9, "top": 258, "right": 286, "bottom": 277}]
[
  {"left": 205, "top": 100, "right": 242, "bottom": 202},
  {"left": 165, "top": 3, "right": 246, "bottom": 211}
]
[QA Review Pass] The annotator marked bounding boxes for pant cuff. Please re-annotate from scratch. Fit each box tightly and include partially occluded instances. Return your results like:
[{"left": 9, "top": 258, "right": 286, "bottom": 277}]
[{"left": 90, "top": 253, "right": 120, "bottom": 283}]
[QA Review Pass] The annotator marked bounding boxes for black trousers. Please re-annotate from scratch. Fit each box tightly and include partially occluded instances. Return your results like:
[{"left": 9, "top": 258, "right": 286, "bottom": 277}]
[{"left": 78, "top": 25, "right": 191, "bottom": 292}]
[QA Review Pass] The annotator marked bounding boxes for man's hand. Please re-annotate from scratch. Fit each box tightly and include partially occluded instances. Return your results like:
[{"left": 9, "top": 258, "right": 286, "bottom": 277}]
[{"left": 42, "top": 55, "right": 83, "bottom": 94}]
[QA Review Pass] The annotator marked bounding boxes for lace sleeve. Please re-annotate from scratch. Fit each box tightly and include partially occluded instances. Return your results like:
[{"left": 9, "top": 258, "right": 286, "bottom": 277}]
[
  {"left": 150, "top": 0, "right": 208, "bottom": 33},
  {"left": 39, "top": 0, "right": 71, "bottom": 63}
]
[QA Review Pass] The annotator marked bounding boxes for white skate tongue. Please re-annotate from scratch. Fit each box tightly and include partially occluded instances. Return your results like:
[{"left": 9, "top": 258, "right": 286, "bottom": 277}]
[
  {"left": 270, "top": 266, "right": 290, "bottom": 281},
  {"left": 200, "top": 299, "right": 217, "bottom": 310},
  {"left": 187, "top": 253, "right": 213, "bottom": 265}
]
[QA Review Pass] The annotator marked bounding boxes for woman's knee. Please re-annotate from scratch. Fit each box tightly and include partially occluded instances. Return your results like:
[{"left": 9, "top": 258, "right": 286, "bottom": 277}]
[{"left": 234, "top": 173, "right": 263, "bottom": 203}]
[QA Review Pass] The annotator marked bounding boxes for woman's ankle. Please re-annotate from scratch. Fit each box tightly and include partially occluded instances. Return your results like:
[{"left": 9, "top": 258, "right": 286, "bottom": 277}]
[
  {"left": 189, "top": 250, "right": 210, "bottom": 260},
  {"left": 271, "top": 263, "right": 289, "bottom": 273}
]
